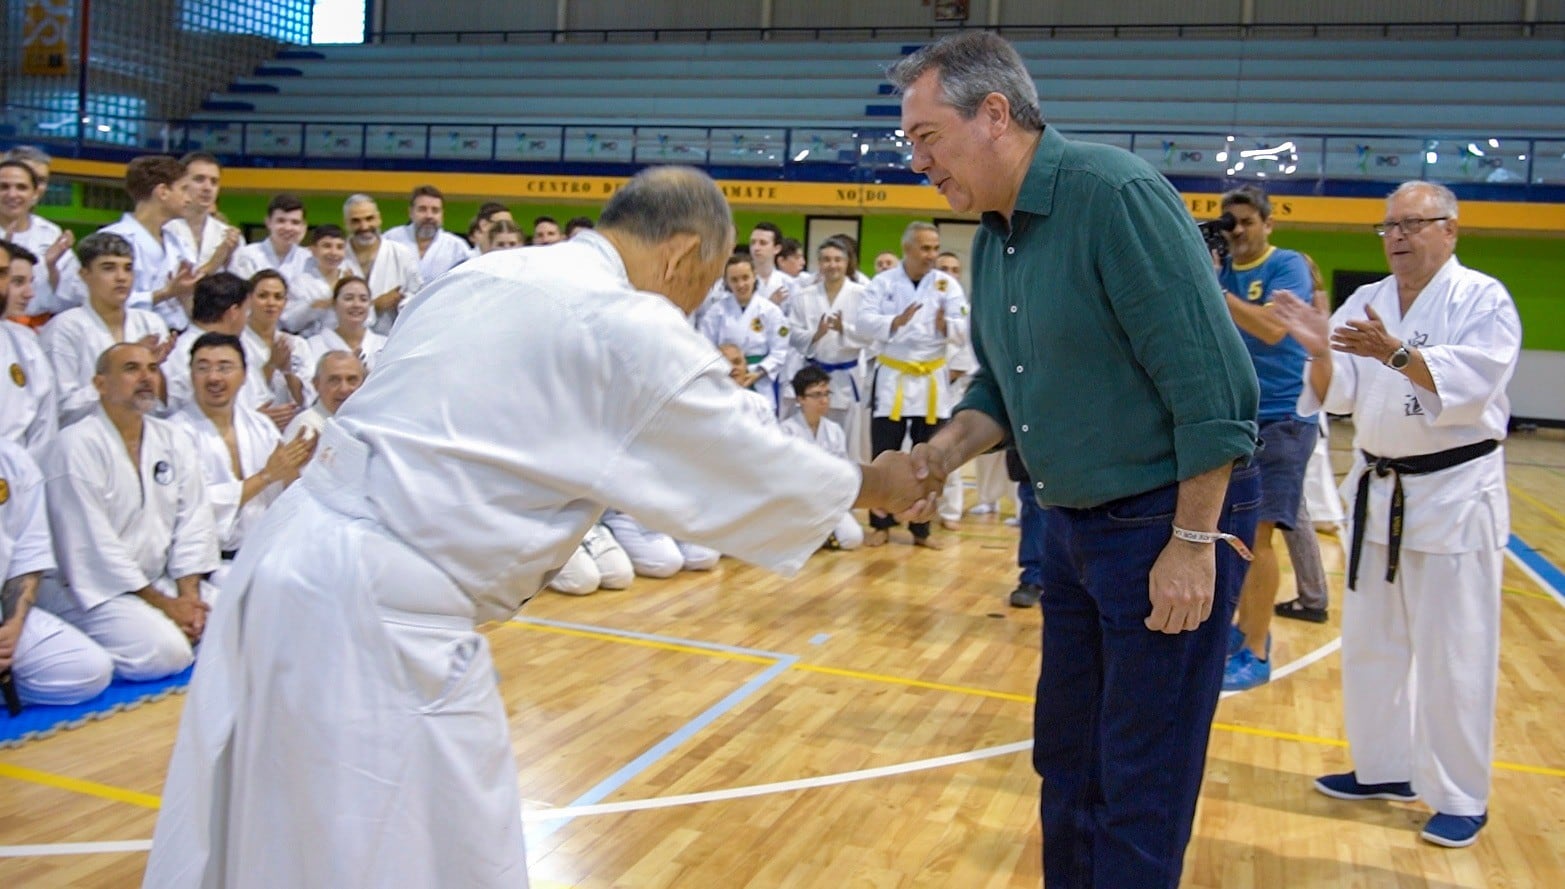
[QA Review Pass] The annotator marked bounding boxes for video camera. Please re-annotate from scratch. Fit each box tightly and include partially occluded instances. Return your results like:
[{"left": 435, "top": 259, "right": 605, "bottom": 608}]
[{"left": 1198, "top": 212, "right": 1237, "bottom": 259}]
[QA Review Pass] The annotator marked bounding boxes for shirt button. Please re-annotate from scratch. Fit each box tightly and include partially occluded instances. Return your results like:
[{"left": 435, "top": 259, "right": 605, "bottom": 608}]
[
  {"left": 1006, "top": 246, "right": 1016, "bottom": 255},
  {"left": 1009, "top": 305, "right": 1018, "bottom": 313},
  {"left": 1015, "top": 365, "right": 1024, "bottom": 373},
  {"left": 1021, "top": 424, "right": 1029, "bottom": 432}
]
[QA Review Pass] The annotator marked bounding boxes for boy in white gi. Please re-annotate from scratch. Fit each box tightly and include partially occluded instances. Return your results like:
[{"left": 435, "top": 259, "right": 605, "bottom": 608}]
[
  {"left": 98, "top": 155, "right": 199, "bottom": 331},
  {"left": 1274, "top": 181, "right": 1521, "bottom": 848},
  {"left": 781, "top": 366, "right": 864, "bottom": 550}
]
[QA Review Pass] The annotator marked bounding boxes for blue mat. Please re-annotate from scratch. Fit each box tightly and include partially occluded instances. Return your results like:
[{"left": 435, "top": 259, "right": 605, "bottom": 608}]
[{"left": 0, "top": 666, "right": 193, "bottom": 749}]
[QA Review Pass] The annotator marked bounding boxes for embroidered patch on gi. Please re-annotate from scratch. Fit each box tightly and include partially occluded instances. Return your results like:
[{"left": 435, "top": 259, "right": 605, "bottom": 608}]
[
  {"left": 778, "top": 325, "right": 789, "bottom": 336},
  {"left": 936, "top": 278, "right": 949, "bottom": 292},
  {"left": 750, "top": 317, "right": 763, "bottom": 333},
  {"left": 153, "top": 460, "right": 174, "bottom": 485},
  {"left": 9, "top": 363, "right": 24, "bottom": 387},
  {"left": 0, "top": 478, "right": 9, "bottom": 505}
]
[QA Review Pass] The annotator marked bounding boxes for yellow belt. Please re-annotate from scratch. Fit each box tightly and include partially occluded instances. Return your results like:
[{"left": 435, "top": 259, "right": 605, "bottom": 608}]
[{"left": 877, "top": 355, "right": 946, "bottom": 423}]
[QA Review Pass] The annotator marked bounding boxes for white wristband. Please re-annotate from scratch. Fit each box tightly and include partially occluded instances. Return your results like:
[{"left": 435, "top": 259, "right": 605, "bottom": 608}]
[{"left": 1171, "top": 525, "right": 1254, "bottom": 561}]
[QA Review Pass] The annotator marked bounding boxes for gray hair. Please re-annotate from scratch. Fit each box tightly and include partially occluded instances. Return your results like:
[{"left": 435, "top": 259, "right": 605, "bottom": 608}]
[
  {"left": 313, "top": 349, "right": 365, "bottom": 382},
  {"left": 343, "top": 193, "right": 376, "bottom": 216},
  {"left": 598, "top": 166, "right": 733, "bottom": 262},
  {"left": 1389, "top": 181, "right": 1459, "bottom": 220},
  {"left": 3, "top": 145, "right": 52, "bottom": 167},
  {"left": 901, "top": 221, "right": 939, "bottom": 250},
  {"left": 94, "top": 341, "right": 151, "bottom": 376},
  {"left": 886, "top": 31, "right": 1044, "bottom": 133}
]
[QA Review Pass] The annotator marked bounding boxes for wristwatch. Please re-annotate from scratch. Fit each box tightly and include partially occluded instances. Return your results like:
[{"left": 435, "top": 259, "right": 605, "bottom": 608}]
[{"left": 1385, "top": 344, "right": 1411, "bottom": 370}]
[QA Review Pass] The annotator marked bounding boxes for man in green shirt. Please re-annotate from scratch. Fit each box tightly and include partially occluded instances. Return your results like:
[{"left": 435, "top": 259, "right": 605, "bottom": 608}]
[{"left": 889, "top": 32, "right": 1260, "bottom": 888}]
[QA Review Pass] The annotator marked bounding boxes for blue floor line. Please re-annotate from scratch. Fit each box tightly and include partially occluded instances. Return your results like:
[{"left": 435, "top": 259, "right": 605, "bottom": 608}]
[{"left": 1508, "top": 533, "right": 1565, "bottom": 605}]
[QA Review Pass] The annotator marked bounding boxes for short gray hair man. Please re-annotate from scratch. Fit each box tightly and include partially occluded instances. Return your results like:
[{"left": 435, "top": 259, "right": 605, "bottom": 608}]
[{"left": 887, "top": 31, "right": 1044, "bottom": 132}]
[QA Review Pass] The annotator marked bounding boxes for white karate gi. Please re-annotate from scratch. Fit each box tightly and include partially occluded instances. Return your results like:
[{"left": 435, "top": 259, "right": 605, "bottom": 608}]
[
  {"left": 282, "top": 401, "right": 331, "bottom": 444},
  {"left": 279, "top": 258, "right": 342, "bottom": 336},
  {"left": 169, "top": 402, "right": 284, "bottom": 556},
  {"left": 548, "top": 523, "right": 634, "bottom": 595},
  {"left": 0, "top": 321, "right": 57, "bottom": 462},
  {"left": 164, "top": 215, "right": 234, "bottom": 274},
  {"left": 4, "top": 214, "right": 85, "bottom": 314},
  {"left": 785, "top": 278, "right": 870, "bottom": 422},
  {"left": 40, "top": 303, "right": 170, "bottom": 427},
  {"left": 856, "top": 266, "right": 969, "bottom": 422},
  {"left": 697, "top": 291, "right": 790, "bottom": 414},
  {"left": 384, "top": 224, "right": 472, "bottom": 284},
  {"left": 754, "top": 267, "right": 796, "bottom": 312},
  {"left": 101, "top": 214, "right": 197, "bottom": 331},
  {"left": 0, "top": 438, "right": 114, "bottom": 705},
  {"left": 161, "top": 324, "right": 271, "bottom": 415},
  {"left": 342, "top": 238, "right": 422, "bottom": 335},
  {"left": 600, "top": 509, "right": 721, "bottom": 576},
  {"left": 1304, "top": 412, "right": 1345, "bottom": 524},
  {"left": 241, "top": 325, "right": 315, "bottom": 409},
  {"left": 229, "top": 239, "right": 310, "bottom": 285},
  {"left": 305, "top": 327, "right": 386, "bottom": 374},
  {"left": 37, "top": 408, "right": 221, "bottom": 681},
  {"left": 1301, "top": 256, "right": 1520, "bottom": 818},
  {"left": 779, "top": 413, "right": 863, "bottom": 549},
  {"left": 146, "top": 230, "right": 859, "bottom": 889}
]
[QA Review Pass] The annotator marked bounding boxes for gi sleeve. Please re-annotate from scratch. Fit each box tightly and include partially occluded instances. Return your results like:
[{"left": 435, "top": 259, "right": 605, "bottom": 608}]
[
  {"left": 1300, "top": 290, "right": 1369, "bottom": 417},
  {"left": 3, "top": 450, "right": 55, "bottom": 579},
  {"left": 591, "top": 357, "right": 859, "bottom": 577},
  {"left": 854, "top": 275, "right": 897, "bottom": 343},
  {"left": 939, "top": 277, "right": 970, "bottom": 349},
  {"left": 1416, "top": 282, "right": 1522, "bottom": 426},
  {"left": 45, "top": 434, "right": 153, "bottom": 606},
  {"left": 757, "top": 306, "right": 790, "bottom": 381},
  {"left": 1095, "top": 177, "right": 1258, "bottom": 479},
  {"left": 165, "top": 430, "right": 222, "bottom": 580}
]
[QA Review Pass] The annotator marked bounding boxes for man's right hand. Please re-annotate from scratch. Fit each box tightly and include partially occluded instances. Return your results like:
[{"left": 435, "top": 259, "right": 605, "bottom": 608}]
[
  {"left": 1271, "top": 289, "right": 1330, "bottom": 358},
  {"left": 152, "top": 593, "right": 210, "bottom": 643},
  {"left": 856, "top": 450, "right": 944, "bottom": 515},
  {"left": 373, "top": 287, "right": 402, "bottom": 313},
  {"left": 889, "top": 301, "right": 921, "bottom": 335}
]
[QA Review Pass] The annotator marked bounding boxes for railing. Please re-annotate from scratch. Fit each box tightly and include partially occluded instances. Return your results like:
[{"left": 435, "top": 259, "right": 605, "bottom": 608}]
[
  {"left": 5, "top": 103, "right": 1563, "bottom": 198},
  {"left": 367, "top": 20, "right": 1565, "bottom": 45}
]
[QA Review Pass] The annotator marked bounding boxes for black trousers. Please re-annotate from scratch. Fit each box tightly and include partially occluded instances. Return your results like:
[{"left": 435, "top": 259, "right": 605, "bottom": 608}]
[{"left": 869, "top": 415, "right": 943, "bottom": 537}]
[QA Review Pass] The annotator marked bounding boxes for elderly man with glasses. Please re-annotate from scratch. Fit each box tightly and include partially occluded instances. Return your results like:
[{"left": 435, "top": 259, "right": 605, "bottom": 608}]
[{"left": 1273, "top": 181, "right": 1522, "bottom": 849}]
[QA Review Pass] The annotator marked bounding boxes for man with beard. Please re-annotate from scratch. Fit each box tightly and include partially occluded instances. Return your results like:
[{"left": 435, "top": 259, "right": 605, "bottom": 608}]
[
  {"left": 36, "top": 342, "right": 220, "bottom": 681},
  {"left": 231, "top": 193, "right": 311, "bottom": 285},
  {"left": 385, "top": 185, "right": 472, "bottom": 282},
  {"left": 164, "top": 153, "right": 241, "bottom": 279},
  {"left": 341, "top": 194, "right": 422, "bottom": 335}
]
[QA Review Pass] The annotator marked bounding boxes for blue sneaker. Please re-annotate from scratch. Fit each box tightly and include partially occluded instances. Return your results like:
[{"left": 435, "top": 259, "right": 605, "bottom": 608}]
[
  {"left": 1222, "top": 647, "right": 1271, "bottom": 691},
  {"left": 1420, "top": 812, "right": 1487, "bottom": 848},
  {"left": 1313, "top": 772, "right": 1418, "bottom": 802}
]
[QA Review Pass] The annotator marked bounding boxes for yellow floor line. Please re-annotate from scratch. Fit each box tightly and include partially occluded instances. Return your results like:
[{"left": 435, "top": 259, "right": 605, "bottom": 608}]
[
  {"left": 0, "top": 761, "right": 160, "bottom": 809},
  {"left": 792, "top": 663, "right": 1035, "bottom": 703},
  {"left": 497, "top": 621, "right": 776, "bottom": 665},
  {"left": 1509, "top": 483, "right": 1565, "bottom": 530}
]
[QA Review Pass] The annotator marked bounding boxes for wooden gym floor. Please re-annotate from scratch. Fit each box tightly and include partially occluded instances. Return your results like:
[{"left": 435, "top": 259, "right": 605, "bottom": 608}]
[{"left": 2, "top": 425, "right": 1563, "bottom": 888}]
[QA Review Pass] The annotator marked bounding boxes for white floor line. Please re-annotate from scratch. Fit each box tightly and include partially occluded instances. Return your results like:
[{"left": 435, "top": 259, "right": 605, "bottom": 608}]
[{"left": 1220, "top": 636, "right": 1343, "bottom": 700}]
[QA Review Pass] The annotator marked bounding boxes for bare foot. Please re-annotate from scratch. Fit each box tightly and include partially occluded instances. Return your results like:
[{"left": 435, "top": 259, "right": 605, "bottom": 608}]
[
  {"left": 865, "top": 529, "right": 890, "bottom": 547},
  {"left": 912, "top": 535, "right": 945, "bottom": 550},
  {"left": 939, "top": 519, "right": 961, "bottom": 531}
]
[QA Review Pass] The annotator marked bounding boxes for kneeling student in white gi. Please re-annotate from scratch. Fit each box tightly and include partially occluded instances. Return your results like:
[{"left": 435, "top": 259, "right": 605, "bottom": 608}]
[
  {"left": 1, "top": 437, "right": 114, "bottom": 706},
  {"left": 37, "top": 343, "right": 220, "bottom": 681},
  {"left": 283, "top": 350, "right": 366, "bottom": 445},
  {"left": 780, "top": 366, "right": 863, "bottom": 550},
  {"left": 171, "top": 333, "right": 314, "bottom": 586}
]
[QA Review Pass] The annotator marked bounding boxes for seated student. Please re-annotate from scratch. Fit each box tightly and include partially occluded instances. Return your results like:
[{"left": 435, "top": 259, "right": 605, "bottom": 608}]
[
  {"left": 779, "top": 366, "right": 863, "bottom": 550},
  {"left": 162, "top": 271, "right": 271, "bottom": 417},
  {"left": 564, "top": 216, "right": 594, "bottom": 239},
  {"left": 486, "top": 219, "right": 524, "bottom": 252},
  {"left": 37, "top": 343, "right": 220, "bottom": 681},
  {"left": 283, "top": 350, "right": 366, "bottom": 444},
  {"left": 547, "top": 524, "right": 635, "bottom": 596},
  {"left": 0, "top": 436, "right": 114, "bottom": 706},
  {"left": 40, "top": 232, "right": 173, "bottom": 427},
  {"left": 696, "top": 253, "right": 789, "bottom": 415},
  {"left": 466, "top": 202, "right": 513, "bottom": 256},
  {"left": 171, "top": 333, "right": 313, "bottom": 585},
  {"left": 243, "top": 270, "right": 315, "bottom": 425},
  {"left": 306, "top": 277, "right": 386, "bottom": 373},
  {"left": 281, "top": 224, "right": 350, "bottom": 337},
  {"left": 230, "top": 193, "right": 310, "bottom": 285},
  {"left": 1, "top": 241, "right": 58, "bottom": 461},
  {"left": 0, "top": 151, "right": 85, "bottom": 315}
]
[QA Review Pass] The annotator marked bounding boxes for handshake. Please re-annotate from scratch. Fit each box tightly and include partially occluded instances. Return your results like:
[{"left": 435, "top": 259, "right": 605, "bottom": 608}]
[{"left": 855, "top": 443, "right": 953, "bottom": 522}]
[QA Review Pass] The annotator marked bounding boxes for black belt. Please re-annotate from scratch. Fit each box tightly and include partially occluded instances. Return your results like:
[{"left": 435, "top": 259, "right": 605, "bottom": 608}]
[
  {"left": 1348, "top": 439, "right": 1499, "bottom": 589},
  {"left": 220, "top": 549, "right": 239, "bottom": 560}
]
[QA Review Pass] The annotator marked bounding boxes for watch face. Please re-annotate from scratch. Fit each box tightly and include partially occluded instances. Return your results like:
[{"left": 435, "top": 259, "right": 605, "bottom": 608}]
[{"left": 1390, "top": 348, "right": 1410, "bottom": 369}]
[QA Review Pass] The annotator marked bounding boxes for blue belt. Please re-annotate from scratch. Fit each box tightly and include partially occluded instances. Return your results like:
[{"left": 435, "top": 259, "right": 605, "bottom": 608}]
[{"left": 809, "top": 357, "right": 860, "bottom": 402}]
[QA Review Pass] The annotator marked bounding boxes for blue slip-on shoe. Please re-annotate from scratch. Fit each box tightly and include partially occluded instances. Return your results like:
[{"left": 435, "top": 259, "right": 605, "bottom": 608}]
[
  {"left": 1313, "top": 772, "right": 1418, "bottom": 802},
  {"left": 1420, "top": 812, "right": 1487, "bottom": 848},
  {"left": 1222, "top": 646, "right": 1271, "bottom": 692}
]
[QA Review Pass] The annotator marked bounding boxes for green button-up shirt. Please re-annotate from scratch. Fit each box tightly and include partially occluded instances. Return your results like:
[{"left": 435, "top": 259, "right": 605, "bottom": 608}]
[{"left": 956, "top": 127, "right": 1259, "bottom": 509}]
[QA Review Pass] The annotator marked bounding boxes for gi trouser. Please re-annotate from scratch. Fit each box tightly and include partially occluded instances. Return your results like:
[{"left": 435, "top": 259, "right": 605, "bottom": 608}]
[{"left": 1035, "top": 462, "right": 1259, "bottom": 889}]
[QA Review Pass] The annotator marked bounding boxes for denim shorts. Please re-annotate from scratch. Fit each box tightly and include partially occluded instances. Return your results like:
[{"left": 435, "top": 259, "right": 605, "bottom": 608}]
[{"left": 1255, "top": 416, "right": 1318, "bottom": 530}]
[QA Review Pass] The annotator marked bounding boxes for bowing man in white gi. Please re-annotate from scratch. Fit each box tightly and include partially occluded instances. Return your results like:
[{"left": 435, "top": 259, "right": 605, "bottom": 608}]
[
  {"left": 0, "top": 437, "right": 115, "bottom": 706},
  {"left": 146, "top": 167, "right": 937, "bottom": 889},
  {"left": 342, "top": 194, "right": 423, "bottom": 335},
  {"left": 229, "top": 193, "right": 311, "bottom": 285},
  {"left": 856, "top": 221, "right": 969, "bottom": 548},
  {"left": 1273, "top": 181, "right": 1521, "bottom": 849},
  {"left": 98, "top": 155, "right": 199, "bottom": 331},
  {"left": 304, "top": 276, "right": 387, "bottom": 373},
  {"left": 171, "top": 333, "right": 312, "bottom": 586},
  {"left": 780, "top": 366, "right": 864, "bottom": 550},
  {"left": 41, "top": 232, "right": 173, "bottom": 427},
  {"left": 162, "top": 152, "right": 241, "bottom": 279},
  {"left": 786, "top": 237, "right": 870, "bottom": 429},
  {"left": 0, "top": 151, "right": 85, "bottom": 315},
  {"left": 282, "top": 350, "right": 365, "bottom": 445},
  {"left": 697, "top": 253, "right": 790, "bottom": 414},
  {"left": 384, "top": 184, "right": 473, "bottom": 284},
  {"left": 242, "top": 269, "right": 315, "bottom": 426},
  {"left": 2, "top": 242, "right": 58, "bottom": 461},
  {"left": 36, "top": 343, "right": 221, "bottom": 682}
]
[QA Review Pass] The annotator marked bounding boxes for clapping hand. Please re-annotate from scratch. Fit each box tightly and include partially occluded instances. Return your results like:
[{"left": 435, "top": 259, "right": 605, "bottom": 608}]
[
  {"left": 1270, "top": 289, "right": 1330, "bottom": 358},
  {"left": 1330, "top": 304, "right": 1401, "bottom": 363}
]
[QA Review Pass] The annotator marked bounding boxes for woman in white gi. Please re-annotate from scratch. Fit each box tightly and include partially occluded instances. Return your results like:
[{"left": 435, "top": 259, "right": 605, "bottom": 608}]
[
  {"left": 145, "top": 168, "right": 936, "bottom": 889},
  {"left": 0, "top": 155, "right": 84, "bottom": 315},
  {"left": 697, "top": 253, "right": 790, "bottom": 414},
  {"left": 306, "top": 276, "right": 386, "bottom": 373},
  {"left": 242, "top": 270, "right": 314, "bottom": 418}
]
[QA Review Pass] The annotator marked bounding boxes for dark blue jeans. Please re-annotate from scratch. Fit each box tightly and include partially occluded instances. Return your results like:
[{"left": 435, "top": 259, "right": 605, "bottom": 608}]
[
  {"left": 1018, "top": 480, "right": 1045, "bottom": 588},
  {"left": 1034, "top": 462, "right": 1260, "bottom": 889}
]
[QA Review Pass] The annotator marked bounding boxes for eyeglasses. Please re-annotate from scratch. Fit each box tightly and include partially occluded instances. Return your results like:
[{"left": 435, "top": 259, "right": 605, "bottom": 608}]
[{"left": 1373, "top": 217, "right": 1450, "bottom": 236}]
